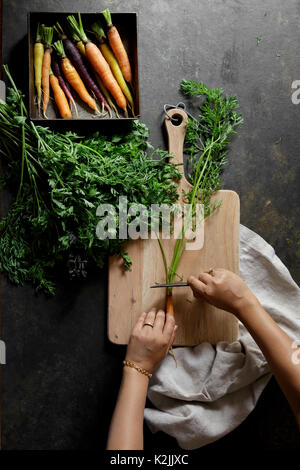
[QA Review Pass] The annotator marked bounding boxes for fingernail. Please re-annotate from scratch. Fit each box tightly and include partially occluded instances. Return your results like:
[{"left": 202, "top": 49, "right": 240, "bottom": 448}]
[{"left": 174, "top": 325, "right": 178, "bottom": 331}]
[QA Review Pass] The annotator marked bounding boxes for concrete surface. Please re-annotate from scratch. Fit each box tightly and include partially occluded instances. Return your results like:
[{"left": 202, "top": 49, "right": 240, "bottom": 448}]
[{"left": 1, "top": 0, "right": 299, "bottom": 450}]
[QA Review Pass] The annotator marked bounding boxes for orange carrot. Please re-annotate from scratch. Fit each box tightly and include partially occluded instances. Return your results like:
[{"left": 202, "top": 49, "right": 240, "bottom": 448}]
[
  {"left": 166, "top": 294, "right": 174, "bottom": 315},
  {"left": 49, "top": 69, "right": 72, "bottom": 119},
  {"left": 41, "top": 26, "right": 53, "bottom": 118},
  {"left": 42, "top": 50, "right": 51, "bottom": 117},
  {"left": 53, "top": 40, "right": 98, "bottom": 112},
  {"left": 102, "top": 9, "right": 132, "bottom": 83},
  {"left": 166, "top": 293, "right": 177, "bottom": 366},
  {"left": 61, "top": 58, "right": 97, "bottom": 111},
  {"left": 85, "top": 42, "right": 127, "bottom": 111}
]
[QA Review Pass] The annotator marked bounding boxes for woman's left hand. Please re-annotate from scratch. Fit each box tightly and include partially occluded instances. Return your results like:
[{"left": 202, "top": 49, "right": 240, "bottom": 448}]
[{"left": 125, "top": 308, "right": 178, "bottom": 373}]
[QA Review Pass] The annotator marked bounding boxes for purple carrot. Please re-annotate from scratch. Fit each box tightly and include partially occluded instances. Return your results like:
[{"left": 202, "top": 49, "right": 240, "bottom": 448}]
[
  {"left": 51, "top": 55, "right": 78, "bottom": 117},
  {"left": 54, "top": 22, "right": 111, "bottom": 115}
]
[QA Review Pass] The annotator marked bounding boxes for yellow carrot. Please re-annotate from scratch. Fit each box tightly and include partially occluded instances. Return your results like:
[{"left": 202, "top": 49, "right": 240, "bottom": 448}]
[
  {"left": 34, "top": 23, "right": 44, "bottom": 117},
  {"left": 41, "top": 26, "right": 53, "bottom": 118},
  {"left": 76, "top": 40, "right": 86, "bottom": 56},
  {"left": 94, "top": 75, "right": 115, "bottom": 118},
  {"left": 91, "top": 23, "right": 134, "bottom": 114}
]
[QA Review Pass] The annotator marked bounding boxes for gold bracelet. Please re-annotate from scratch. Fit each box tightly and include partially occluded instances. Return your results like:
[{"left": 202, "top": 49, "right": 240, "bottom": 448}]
[{"left": 123, "top": 360, "right": 152, "bottom": 379}]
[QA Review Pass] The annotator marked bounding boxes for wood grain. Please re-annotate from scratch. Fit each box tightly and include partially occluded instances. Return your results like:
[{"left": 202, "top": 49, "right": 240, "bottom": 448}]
[{"left": 108, "top": 108, "right": 239, "bottom": 345}]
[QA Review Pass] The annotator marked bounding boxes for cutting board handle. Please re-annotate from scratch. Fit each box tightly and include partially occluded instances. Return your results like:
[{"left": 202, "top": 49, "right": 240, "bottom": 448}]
[{"left": 165, "top": 108, "right": 193, "bottom": 203}]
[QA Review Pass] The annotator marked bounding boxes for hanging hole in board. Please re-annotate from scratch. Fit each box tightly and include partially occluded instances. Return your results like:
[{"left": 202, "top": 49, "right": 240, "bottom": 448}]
[{"left": 171, "top": 113, "right": 183, "bottom": 126}]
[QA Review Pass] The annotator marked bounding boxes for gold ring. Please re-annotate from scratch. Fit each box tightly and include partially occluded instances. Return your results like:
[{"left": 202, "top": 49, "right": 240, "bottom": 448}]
[{"left": 143, "top": 322, "right": 154, "bottom": 328}]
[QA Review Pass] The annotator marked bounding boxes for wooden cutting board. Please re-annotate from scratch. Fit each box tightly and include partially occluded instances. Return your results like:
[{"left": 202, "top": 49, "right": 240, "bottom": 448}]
[{"left": 108, "top": 108, "right": 239, "bottom": 345}]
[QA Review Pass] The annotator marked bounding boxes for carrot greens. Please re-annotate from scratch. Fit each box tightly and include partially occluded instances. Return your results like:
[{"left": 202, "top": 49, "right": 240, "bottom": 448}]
[
  {"left": 160, "top": 80, "right": 243, "bottom": 291},
  {"left": 0, "top": 69, "right": 181, "bottom": 295}
]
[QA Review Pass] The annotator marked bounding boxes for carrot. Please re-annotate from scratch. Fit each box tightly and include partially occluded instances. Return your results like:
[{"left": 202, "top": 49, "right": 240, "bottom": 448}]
[
  {"left": 85, "top": 42, "right": 127, "bottom": 112},
  {"left": 91, "top": 22, "right": 135, "bottom": 114},
  {"left": 166, "top": 294, "right": 174, "bottom": 316},
  {"left": 68, "top": 28, "right": 86, "bottom": 56},
  {"left": 49, "top": 68, "right": 72, "bottom": 119},
  {"left": 94, "top": 75, "right": 114, "bottom": 118},
  {"left": 102, "top": 8, "right": 132, "bottom": 83},
  {"left": 67, "top": 13, "right": 127, "bottom": 112},
  {"left": 55, "top": 22, "right": 86, "bottom": 57},
  {"left": 52, "top": 55, "right": 78, "bottom": 118},
  {"left": 41, "top": 26, "right": 53, "bottom": 118},
  {"left": 166, "top": 293, "right": 177, "bottom": 366},
  {"left": 55, "top": 23, "right": 110, "bottom": 115},
  {"left": 52, "top": 40, "right": 98, "bottom": 112},
  {"left": 33, "top": 23, "right": 44, "bottom": 117},
  {"left": 75, "top": 39, "right": 86, "bottom": 57}
]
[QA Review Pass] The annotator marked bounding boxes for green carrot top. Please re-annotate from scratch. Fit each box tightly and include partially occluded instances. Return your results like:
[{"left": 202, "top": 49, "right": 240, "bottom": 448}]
[
  {"left": 52, "top": 40, "right": 66, "bottom": 59},
  {"left": 42, "top": 25, "right": 53, "bottom": 48},
  {"left": 66, "top": 24, "right": 82, "bottom": 43},
  {"left": 67, "top": 13, "right": 89, "bottom": 44},
  {"left": 54, "top": 22, "right": 67, "bottom": 40},
  {"left": 91, "top": 22, "right": 106, "bottom": 43},
  {"left": 102, "top": 8, "right": 112, "bottom": 27},
  {"left": 35, "top": 23, "right": 43, "bottom": 43}
]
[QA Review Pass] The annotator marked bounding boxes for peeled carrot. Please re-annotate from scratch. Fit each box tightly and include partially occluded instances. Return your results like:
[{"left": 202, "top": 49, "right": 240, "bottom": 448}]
[
  {"left": 41, "top": 26, "right": 53, "bottom": 118},
  {"left": 91, "top": 22, "right": 134, "bottom": 113},
  {"left": 33, "top": 23, "right": 44, "bottom": 117},
  {"left": 67, "top": 13, "right": 127, "bottom": 112},
  {"left": 53, "top": 40, "right": 98, "bottom": 112},
  {"left": 166, "top": 293, "right": 177, "bottom": 366},
  {"left": 49, "top": 68, "right": 72, "bottom": 119},
  {"left": 166, "top": 294, "right": 174, "bottom": 316},
  {"left": 102, "top": 8, "right": 132, "bottom": 83}
]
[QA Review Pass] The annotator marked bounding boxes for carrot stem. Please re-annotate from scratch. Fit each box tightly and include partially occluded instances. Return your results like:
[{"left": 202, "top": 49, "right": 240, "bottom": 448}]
[
  {"left": 67, "top": 13, "right": 88, "bottom": 44},
  {"left": 102, "top": 8, "right": 112, "bottom": 27}
]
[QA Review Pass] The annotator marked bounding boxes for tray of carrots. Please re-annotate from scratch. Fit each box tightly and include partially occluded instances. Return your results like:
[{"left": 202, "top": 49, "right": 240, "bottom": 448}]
[{"left": 28, "top": 10, "right": 139, "bottom": 120}]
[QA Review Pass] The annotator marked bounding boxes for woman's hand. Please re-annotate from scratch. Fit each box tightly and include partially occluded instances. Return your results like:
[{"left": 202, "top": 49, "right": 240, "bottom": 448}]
[
  {"left": 188, "top": 268, "right": 260, "bottom": 317},
  {"left": 125, "top": 308, "right": 178, "bottom": 373}
]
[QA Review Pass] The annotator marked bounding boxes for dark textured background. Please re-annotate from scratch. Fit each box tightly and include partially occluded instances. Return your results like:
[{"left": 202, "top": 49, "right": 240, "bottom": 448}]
[{"left": 1, "top": 0, "right": 300, "bottom": 450}]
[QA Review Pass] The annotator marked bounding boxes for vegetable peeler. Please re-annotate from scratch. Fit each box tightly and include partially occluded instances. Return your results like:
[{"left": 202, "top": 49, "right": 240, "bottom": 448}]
[{"left": 150, "top": 282, "right": 189, "bottom": 288}]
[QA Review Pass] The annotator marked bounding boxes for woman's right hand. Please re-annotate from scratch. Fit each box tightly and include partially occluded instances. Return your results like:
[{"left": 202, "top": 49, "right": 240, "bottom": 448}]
[{"left": 188, "top": 268, "right": 260, "bottom": 317}]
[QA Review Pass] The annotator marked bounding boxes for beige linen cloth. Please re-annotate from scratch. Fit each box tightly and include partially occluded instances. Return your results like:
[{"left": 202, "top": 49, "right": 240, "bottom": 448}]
[{"left": 144, "top": 224, "right": 300, "bottom": 449}]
